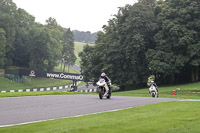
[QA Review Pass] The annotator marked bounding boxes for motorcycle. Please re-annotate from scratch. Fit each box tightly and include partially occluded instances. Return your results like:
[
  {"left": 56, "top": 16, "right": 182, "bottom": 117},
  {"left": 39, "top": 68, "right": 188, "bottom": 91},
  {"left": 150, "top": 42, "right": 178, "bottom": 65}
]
[
  {"left": 96, "top": 78, "right": 111, "bottom": 99},
  {"left": 149, "top": 85, "right": 158, "bottom": 98}
]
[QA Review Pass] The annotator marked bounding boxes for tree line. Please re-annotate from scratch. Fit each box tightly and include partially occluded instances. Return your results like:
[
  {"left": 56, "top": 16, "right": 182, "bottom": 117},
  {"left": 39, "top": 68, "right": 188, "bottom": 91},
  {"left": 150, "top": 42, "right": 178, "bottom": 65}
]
[
  {"left": 72, "top": 30, "right": 97, "bottom": 44},
  {"left": 79, "top": 0, "right": 200, "bottom": 90},
  {"left": 0, "top": 0, "right": 76, "bottom": 71}
]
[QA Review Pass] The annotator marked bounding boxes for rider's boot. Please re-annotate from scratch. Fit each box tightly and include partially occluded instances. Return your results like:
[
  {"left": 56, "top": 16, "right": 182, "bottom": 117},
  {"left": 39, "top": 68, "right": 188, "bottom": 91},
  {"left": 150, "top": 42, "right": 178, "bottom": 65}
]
[
  {"left": 108, "top": 86, "right": 111, "bottom": 94},
  {"left": 103, "top": 93, "right": 108, "bottom": 97},
  {"left": 156, "top": 88, "right": 159, "bottom": 97},
  {"left": 104, "top": 86, "right": 109, "bottom": 97}
]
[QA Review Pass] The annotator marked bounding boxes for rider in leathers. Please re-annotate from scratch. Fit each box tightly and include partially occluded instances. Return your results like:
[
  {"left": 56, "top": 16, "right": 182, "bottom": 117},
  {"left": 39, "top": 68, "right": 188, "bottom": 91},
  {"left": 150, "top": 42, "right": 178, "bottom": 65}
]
[
  {"left": 100, "top": 73, "right": 111, "bottom": 96},
  {"left": 149, "top": 80, "right": 158, "bottom": 94}
]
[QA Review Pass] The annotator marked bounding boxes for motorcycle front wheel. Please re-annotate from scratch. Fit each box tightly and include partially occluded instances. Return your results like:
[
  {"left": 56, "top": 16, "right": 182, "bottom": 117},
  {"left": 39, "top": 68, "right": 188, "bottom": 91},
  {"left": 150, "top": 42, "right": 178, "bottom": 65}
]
[
  {"left": 99, "top": 88, "right": 104, "bottom": 99},
  {"left": 151, "top": 93, "right": 155, "bottom": 98}
]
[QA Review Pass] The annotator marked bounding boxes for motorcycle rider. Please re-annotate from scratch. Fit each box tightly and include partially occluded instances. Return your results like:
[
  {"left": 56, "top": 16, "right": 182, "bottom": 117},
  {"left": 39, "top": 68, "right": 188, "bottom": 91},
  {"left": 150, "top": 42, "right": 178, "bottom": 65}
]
[
  {"left": 149, "top": 80, "right": 158, "bottom": 94},
  {"left": 100, "top": 72, "right": 111, "bottom": 96}
]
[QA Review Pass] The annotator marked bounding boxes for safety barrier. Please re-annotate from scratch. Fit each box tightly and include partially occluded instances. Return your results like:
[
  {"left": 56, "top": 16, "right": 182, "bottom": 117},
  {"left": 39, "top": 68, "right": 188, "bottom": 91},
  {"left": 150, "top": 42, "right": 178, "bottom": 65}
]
[
  {"left": 0, "top": 82, "right": 98, "bottom": 93},
  {"left": 0, "top": 84, "right": 71, "bottom": 93}
]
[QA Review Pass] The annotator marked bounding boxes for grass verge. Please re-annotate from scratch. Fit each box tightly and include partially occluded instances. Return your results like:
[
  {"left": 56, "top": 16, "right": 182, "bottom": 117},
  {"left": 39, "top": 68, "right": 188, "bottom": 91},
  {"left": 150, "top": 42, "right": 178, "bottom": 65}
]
[
  {"left": 54, "top": 63, "right": 79, "bottom": 74},
  {"left": 113, "top": 82, "right": 200, "bottom": 99},
  {"left": 0, "top": 91, "right": 91, "bottom": 98},
  {"left": 0, "top": 76, "right": 72, "bottom": 91},
  {"left": 0, "top": 101, "right": 199, "bottom": 133}
]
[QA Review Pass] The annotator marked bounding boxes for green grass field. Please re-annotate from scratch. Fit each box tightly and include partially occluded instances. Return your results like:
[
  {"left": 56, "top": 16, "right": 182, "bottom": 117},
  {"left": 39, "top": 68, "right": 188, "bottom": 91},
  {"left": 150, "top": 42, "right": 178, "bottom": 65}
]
[
  {"left": 0, "top": 76, "right": 72, "bottom": 91},
  {"left": 54, "top": 63, "right": 79, "bottom": 74},
  {"left": 0, "top": 81, "right": 199, "bottom": 132},
  {"left": 74, "top": 41, "right": 93, "bottom": 66},
  {"left": 0, "top": 91, "right": 91, "bottom": 98},
  {"left": 113, "top": 82, "right": 200, "bottom": 99},
  {"left": 0, "top": 101, "right": 199, "bottom": 133}
]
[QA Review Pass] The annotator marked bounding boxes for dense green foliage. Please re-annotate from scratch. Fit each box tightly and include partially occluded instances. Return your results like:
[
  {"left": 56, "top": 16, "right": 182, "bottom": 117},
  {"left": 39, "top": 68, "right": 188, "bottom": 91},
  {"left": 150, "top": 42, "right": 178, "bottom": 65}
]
[
  {"left": 147, "top": 0, "right": 200, "bottom": 84},
  {"left": 0, "top": 0, "right": 76, "bottom": 71},
  {"left": 79, "top": 0, "right": 200, "bottom": 90},
  {"left": 0, "top": 28, "right": 6, "bottom": 67},
  {"left": 73, "top": 30, "right": 97, "bottom": 44}
]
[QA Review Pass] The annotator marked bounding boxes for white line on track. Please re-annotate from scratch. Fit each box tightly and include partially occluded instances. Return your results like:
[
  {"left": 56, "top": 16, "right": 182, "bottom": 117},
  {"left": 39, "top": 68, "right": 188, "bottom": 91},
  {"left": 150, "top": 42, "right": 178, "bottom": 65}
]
[
  {"left": 0, "top": 107, "right": 133, "bottom": 128},
  {"left": 0, "top": 95, "right": 197, "bottom": 128}
]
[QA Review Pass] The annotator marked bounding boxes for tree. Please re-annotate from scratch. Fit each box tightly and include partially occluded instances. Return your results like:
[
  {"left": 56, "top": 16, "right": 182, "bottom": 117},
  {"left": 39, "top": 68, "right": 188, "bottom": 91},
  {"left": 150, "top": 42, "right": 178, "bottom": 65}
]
[
  {"left": 62, "top": 28, "right": 76, "bottom": 72},
  {"left": 45, "top": 17, "right": 64, "bottom": 71},
  {"left": 0, "top": 28, "right": 6, "bottom": 68},
  {"left": 146, "top": 0, "right": 200, "bottom": 83},
  {"left": 80, "top": 1, "right": 158, "bottom": 90},
  {"left": 79, "top": 31, "right": 108, "bottom": 83},
  {"left": 28, "top": 25, "right": 51, "bottom": 70},
  {"left": 0, "top": 1, "right": 77, "bottom": 73},
  {"left": 79, "top": 44, "right": 96, "bottom": 82},
  {"left": 0, "top": 0, "right": 17, "bottom": 65},
  {"left": 13, "top": 8, "right": 35, "bottom": 67},
  {"left": 72, "top": 30, "right": 97, "bottom": 44},
  {"left": 45, "top": 18, "right": 76, "bottom": 72}
]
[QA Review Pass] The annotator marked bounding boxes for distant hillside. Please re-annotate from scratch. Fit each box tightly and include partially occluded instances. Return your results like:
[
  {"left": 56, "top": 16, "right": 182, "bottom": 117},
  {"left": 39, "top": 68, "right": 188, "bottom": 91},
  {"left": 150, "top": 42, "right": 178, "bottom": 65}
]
[{"left": 72, "top": 30, "right": 97, "bottom": 44}]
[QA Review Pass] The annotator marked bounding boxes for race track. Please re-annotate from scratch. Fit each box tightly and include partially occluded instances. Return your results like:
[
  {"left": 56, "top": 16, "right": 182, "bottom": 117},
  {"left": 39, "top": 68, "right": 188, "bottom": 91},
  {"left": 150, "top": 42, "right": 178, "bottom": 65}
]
[{"left": 0, "top": 95, "right": 182, "bottom": 127}]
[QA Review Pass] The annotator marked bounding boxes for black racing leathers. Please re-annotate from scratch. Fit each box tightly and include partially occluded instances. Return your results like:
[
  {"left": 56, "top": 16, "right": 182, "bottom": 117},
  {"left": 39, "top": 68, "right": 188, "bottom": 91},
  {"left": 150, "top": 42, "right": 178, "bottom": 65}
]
[
  {"left": 150, "top": 83, "right": 158, "bottom": 93},
  {"left": 100, "top": 76, "right": 111, "bottom": 93}
]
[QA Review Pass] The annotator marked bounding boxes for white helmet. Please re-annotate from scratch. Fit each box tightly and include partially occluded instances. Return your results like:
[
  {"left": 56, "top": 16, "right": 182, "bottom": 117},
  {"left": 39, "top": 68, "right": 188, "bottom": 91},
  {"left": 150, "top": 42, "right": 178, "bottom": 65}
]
[{"left": 151, "top": 80, "right": 154, "bottom": 83}]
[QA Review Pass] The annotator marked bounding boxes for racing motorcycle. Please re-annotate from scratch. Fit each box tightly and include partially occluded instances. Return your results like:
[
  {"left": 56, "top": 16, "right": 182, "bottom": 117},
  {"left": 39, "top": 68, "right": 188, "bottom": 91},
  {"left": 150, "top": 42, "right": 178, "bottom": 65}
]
[
  {"left": 96, "top": 78, "right": 111, "bottom": 99},
  {"left": 149, "top": 85, "right": 158, "bottom": 98}
]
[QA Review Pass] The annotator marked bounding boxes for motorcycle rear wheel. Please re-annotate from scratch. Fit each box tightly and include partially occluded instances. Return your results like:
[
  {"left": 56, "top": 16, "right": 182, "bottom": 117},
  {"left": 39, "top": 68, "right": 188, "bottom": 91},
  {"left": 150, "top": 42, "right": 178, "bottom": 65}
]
[
  {"left": 106, "top": 93, "right": 111, "bottom": 99},
  {"left": 106, "top": 89, "right": 112, "bottom": 99}
]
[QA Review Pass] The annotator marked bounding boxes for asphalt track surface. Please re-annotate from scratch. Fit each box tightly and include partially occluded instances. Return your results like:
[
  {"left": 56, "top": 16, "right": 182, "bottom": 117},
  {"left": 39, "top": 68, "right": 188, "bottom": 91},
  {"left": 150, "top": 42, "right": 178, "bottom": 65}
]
[{"left": 0, "top": 95, "right": 183, "bottom": 127}]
